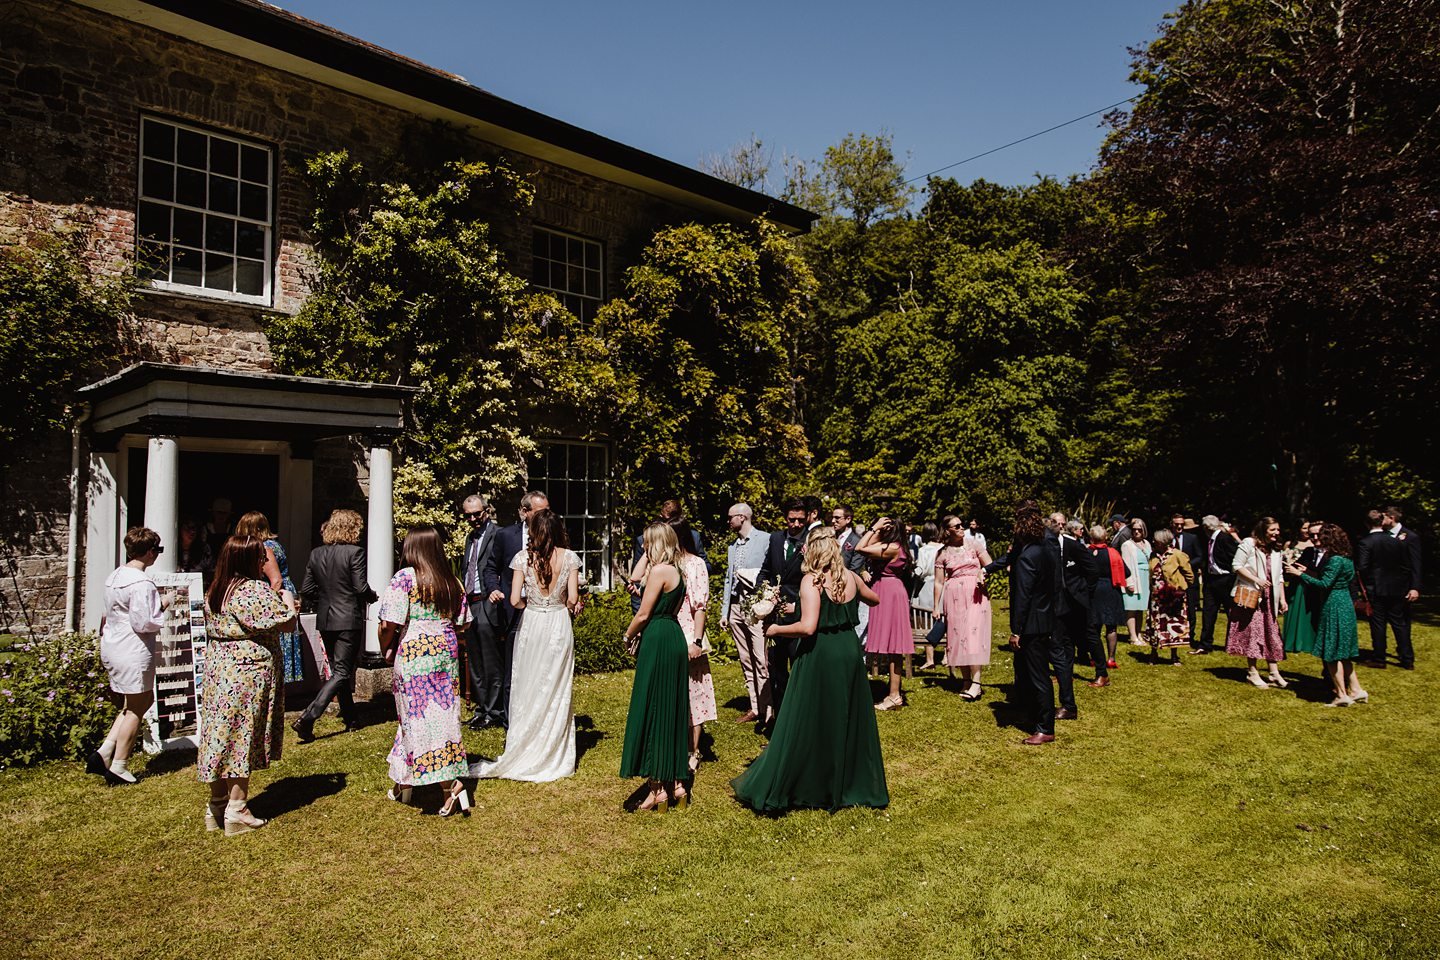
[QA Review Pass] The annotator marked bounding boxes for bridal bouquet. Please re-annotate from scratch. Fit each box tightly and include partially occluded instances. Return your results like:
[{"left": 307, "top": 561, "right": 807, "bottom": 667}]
[
  {"left": 1281, "top": 545, "right": 1302, "bottom": 568},
  {"left": 742, "top": 581, "right": 783, "bottom": 625}
]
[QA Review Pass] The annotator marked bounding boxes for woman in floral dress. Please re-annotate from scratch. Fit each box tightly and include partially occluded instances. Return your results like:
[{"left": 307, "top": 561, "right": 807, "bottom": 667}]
[
  {"left": 199, "top": 535, "right": 297, "bottom": 835},
  {"left": 379, "top": 525, "right": 472, "bottom": 817},
  {"left": 1142, "top": 529, "right": 1194, "bottom": 664}
]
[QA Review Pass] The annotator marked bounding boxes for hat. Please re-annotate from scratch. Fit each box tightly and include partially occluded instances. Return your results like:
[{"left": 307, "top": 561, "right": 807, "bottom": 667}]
[
  {"left": 1182, "top": 518, "right": 1199, "bottom": 531},
  {"left": 1108, "top": 513, "right": 1127, "bottom": 524}
]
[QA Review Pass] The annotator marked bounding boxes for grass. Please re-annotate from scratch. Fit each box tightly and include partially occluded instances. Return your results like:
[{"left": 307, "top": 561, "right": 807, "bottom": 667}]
[{"left": 3, "top": 609, "right": 1438, "bottom": 960}]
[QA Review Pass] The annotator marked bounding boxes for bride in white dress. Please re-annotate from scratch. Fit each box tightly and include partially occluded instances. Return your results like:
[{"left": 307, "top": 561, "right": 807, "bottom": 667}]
[{"left": 472, "top": 509, "right": 580, "bottom": 782}]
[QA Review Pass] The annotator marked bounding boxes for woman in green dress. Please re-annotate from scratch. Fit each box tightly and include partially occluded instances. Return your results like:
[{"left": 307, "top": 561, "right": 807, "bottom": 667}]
[
  {"left": 1284, "top": 522, "right": 1368, "bottom": 707},
  {"left": 619, "top": 522, "right": 691, "bottom": 812},
  {"left": 732, "top": 527, "right": 889, "bottom": 814},
  {"left": 1282, "top": 521, "right": 1322, "bottom": 656}
]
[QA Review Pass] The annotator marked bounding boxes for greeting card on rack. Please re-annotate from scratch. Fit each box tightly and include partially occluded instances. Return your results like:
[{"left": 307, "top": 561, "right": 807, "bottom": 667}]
[{"left": 142, "top": 571, "right": 208, "bottom": 753}]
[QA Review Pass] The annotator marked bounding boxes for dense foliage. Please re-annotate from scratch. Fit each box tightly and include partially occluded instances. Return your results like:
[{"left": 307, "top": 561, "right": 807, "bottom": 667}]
[
  {"left": 0, "top": 227, "right": 135, "bottom": 462},
  {"left": 0, "top": 632, "right": 113, "bottom": 767}
]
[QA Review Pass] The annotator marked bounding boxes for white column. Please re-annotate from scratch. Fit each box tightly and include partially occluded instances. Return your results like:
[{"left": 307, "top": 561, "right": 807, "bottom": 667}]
[
  {"left": 143, "top": 435, "right": 179, "bottom": 575},
  {"left": 84, "top": 451, "right": 119, "bottom": 631},
  {"left": 364, "top": 441, "right": 394, "bottom": 660}
]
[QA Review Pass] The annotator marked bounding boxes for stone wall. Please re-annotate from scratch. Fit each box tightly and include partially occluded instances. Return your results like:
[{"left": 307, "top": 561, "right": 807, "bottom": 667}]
[{"left": 0, "top": 0, "right": 724, "bottom": 636}]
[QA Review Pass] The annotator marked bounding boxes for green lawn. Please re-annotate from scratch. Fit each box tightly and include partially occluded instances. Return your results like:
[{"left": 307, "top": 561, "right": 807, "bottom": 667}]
[{"left": 4, "top": 612, "right": 1438, "bottom": 960}]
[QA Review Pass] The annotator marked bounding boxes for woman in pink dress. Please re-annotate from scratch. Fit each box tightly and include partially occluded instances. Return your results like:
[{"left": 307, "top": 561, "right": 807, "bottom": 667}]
[
  {"left": 857, "top": 516, "right": 913, "bottom": 711},
  {"left": 935, "top": 514, "right": 993, "bottom": 702}
]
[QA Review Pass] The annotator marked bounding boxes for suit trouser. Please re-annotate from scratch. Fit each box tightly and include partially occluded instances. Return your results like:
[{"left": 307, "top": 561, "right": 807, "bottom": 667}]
[
  {"left": 726, "top": 603, "right": 770, "bottom": 717},
  {"left": 1014, "top": 633, "right": 1055, "bottom": 735},
  {"left": 766, "top": 634, "right": 796, "bottom": 722},
  {"left": 1185, "top": 584, "right": 1201, "bottom": 648},
  {"left": 1369, "top": 595, "right": 1414, "bottom": 665},
  {"left": 463, "top": 595, "right": 488, "bottom": 705},
  {"left": 300, "top": 628, "right": 361, "bottom": 723},
  {"left": 472, "top": 604, "right": 512, "bottom": 725},
  {"left": 1199, "top": 575, "right": 1233, "bottom": 649},
  {"left": 1050, "top": 613, "right": 1079, "bottom": 711}
]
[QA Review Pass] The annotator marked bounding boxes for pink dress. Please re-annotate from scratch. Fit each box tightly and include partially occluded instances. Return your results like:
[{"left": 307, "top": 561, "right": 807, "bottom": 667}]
[
  {"left": 940, "top": 546, "right": 992, "bottom": 666},
  {"left": 676, "top": 553, "right": 718, "bottom": 725},
  {"left": 865, "top": 549, "right": 913, "bottom": 656}
]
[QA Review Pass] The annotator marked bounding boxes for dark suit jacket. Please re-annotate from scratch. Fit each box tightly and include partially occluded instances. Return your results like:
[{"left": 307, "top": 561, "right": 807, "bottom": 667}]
[
  {"left": 840, "top": 529, "right": 866, "bottom": 574},
  {"left": 1361, "top": 529, "right": 1418, "bottom": 597},
  {"left": 300, "top": 543, "right": 376, "bottom": 632},
  {"left": 1010, "top": 540, "right": 1058, "bottom": 637},
  {"left": 485, "top": 522, "right": 526, "bottom": 628},
  {"left": 758, "top": 531, "right": 807, "bottom": 626},
  {"left": 1176, "top": 531, "right": 1204, "bottom": 579},
  {"left": 1110, "top": 524, "right": 1132, "bottom": 552},
  {"left": 461, "top": 520, "right": 500, "bottom": 626},
  {"left": 1057, "top": 534, "right": 1098, "bottom": 614},
  {"left": 1205, "top": 530, "right": 1239, "bottom": 577}
]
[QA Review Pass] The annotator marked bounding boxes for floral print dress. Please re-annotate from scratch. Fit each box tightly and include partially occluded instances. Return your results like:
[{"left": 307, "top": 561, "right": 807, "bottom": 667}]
[
  {"left": 198, "top": 578, "right": 294, "bottom": 782},
  {"left": 380, "top": 567, "right": 471, "bottom": 787},
  {"left": 265, "top": 538, "right": 303, "bottom": 683}
]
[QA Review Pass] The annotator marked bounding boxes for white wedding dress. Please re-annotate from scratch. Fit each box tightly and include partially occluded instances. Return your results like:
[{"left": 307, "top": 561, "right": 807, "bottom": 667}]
[{"left": 471, "top": 549, "right": 578, "bottom": 782}]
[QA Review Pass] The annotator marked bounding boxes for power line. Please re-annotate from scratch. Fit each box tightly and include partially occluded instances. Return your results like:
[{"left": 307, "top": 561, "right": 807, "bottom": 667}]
[{"left": 904, "top": 95, "right": 1140, "bottom": 184}]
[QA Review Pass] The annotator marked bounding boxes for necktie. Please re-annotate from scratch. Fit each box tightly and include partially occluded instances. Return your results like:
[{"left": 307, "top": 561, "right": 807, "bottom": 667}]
[{"left": 785, "top": 538, "right": 795, "bottom": 561}]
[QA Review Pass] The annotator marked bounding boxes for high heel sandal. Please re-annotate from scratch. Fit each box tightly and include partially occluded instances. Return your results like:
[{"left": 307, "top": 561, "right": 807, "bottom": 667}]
[
  {"left": 636, "top": 783, "right": 669, "bottom": 813},
  {"left": 1349, "top": 689, "right": 1369, "bottom": 703},
  {"left": 670, "top": 784, "right": 690, "bottom": 811},
  {"left": 1246, "top": 669, "right": 1271, "bottom": 689},
  {"left": 960, "top": 682, "right": 982, "bottom": 702},
  {"left": 438, "top": 781, "right": 471, "bottom": 818},
  {"left": 386, "top": 785, "right": 413, "bottom": 804},
  {"left": 204, "top": 799, "right": 226, "bottom": 832},
  {"left": 223, "top": 801, "right": 267, "bottom": 836},
  {"left": 1268, "top": 672, "right": 1289, "bottom": 689},
  {"left": 875, "top": 693, "right": 903, "bottom": 712}
]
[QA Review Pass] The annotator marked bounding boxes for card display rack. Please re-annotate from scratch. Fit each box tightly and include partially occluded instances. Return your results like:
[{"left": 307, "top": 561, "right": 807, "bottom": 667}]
[{"left": 142, "top": 572, "right": 208, "bottom": 753}]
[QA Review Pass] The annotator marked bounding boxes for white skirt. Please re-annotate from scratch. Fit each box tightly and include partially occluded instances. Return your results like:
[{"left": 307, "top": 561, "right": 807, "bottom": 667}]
[{"left": 100, "top": 632, "right": 156, "bottom": 695}]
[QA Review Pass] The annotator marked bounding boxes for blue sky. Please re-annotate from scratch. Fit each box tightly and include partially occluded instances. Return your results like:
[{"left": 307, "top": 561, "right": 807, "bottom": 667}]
[{"left": 278, "top": 1, "right": 1174, "bottom": 194}]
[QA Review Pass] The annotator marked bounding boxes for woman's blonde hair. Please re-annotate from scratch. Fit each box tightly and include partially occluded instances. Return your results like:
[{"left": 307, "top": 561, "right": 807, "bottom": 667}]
[
  {"left": 642, "top": 521, "right": 679, "bottom": 569},
  {"left": 234, "top": 510, "right": 276, "bottom": 541},
  {"left": 803, "top": 527, "right": 848, "bottom": 599},
  {"left": 320, "top": 509, "right": 363, "bottom": 545},
  {"left": 1130, "top": 517, "right": 1149, "bottom": 540}
]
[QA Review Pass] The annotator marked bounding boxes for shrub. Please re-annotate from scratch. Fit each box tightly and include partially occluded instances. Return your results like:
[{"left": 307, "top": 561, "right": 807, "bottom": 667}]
[
  {"left": 572, "top": 588, "right": 634, "bottom": 674},
  {"left": 0, "top": 632, "right": 113, "bottom": 768}
]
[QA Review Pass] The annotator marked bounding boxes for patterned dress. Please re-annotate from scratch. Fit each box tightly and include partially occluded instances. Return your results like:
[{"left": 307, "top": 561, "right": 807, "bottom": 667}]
[
  {"left": 939, "top": 546, "right": 991, "bottom": 667},
  {"left": 380, "top": 567, "right": 471, "bottom": 787},
  {"left": 677, "top": 552, "right": 718, "bottom": 725},
  {"left": 1300, "top": 556, "right": 1360, "bottom": 662},
  {"left": 265, "top": 538, "right": 303, "bottom": 683},
  {"left": 198, "top": 578, "right": 294, "bottom": 783},
  {"left": 1142, "top": 554, "right": 1190, "bottom": 649}
]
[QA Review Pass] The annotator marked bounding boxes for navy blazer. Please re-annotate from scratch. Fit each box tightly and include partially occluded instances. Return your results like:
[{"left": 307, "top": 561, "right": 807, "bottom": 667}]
[
  {"left": 1009, "top": 540, "right": 1058, "bottom": 637},
  {"left": 758, "top": 531, "right": 807, "bottom": 626},
  {"left": 484, "top": 522, "right": 526, "bottom": 627}
]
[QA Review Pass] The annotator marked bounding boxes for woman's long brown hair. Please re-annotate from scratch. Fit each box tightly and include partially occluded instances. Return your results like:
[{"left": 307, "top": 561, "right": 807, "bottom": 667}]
[
  {"left": 401, "top": 525, "right": 462, "bottom": 620},
  {"left": 526, "top": 509, "right": 570, "bottom": 589},
  {"left": 207, "top": 536, "right": 266, "bottom": 611}
]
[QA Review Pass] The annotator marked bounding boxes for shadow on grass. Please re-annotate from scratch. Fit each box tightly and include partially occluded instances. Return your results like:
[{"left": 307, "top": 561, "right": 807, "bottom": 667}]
[
  {"left": 249, "top": 772, "right": 347, "bottom": 820},
  {"left": 722, "top": 695, "right": 749, "bottom": 712},
  {"left": 144, "top": 747, "right": 198, "bottom": 775},
  {"left": 576, "top": 714, "right": 606, "bottom": 764},
  {"left": 986, "top": 691, "right": 1031, "bottom": 731}
]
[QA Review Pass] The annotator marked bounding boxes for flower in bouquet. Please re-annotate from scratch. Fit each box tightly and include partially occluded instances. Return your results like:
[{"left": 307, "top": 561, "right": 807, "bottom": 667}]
[
  {"left": 743, "top": 581, "right": 783, "bottom": 625},
  {"left": 1281, "top": 545, "right": 1302, "bottom": 567}
]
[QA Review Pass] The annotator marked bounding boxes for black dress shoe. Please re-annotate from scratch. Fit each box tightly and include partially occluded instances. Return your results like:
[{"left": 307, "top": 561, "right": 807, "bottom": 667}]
[
  {"left": 1359, "top": 659, "right": 1387, "bottom": 669},
  {"left": 466, "top": 714, "right": 491, "bottom": 730},
  {"left": 291, "top": 718, "right": 316, "bottom": 743},
  {"left": 1399, "top": 662, "right": 1415, "bottom": 671},
  {"left": 1055, "top": 708, "right": 1079, "bottom": 721}
]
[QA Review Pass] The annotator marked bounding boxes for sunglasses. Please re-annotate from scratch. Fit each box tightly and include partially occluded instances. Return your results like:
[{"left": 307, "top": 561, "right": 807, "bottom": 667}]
[{"left": 463, "top": 511, "right": 486, "bottom": 520}]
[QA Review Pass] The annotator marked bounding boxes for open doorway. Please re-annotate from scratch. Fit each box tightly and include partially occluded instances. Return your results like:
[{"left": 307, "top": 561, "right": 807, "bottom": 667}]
[{"left": 126, "top": 448, "right": 281, "bottom": 538}]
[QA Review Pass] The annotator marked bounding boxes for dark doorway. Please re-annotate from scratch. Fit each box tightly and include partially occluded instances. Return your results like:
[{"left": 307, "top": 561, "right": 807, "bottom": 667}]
[{"left": 126, "top": 448, "right": 281, "bottom": 534}]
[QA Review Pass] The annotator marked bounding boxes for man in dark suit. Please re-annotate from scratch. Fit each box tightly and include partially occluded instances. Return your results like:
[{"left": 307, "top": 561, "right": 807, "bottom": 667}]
[
  {"left": 1109, "top": 513, "right": 1132, "bottom": 552},
  {"left": 481, "top": 489, "right": 549, "bottom": 727},
  {"left": 1360, "top": 506, "right": 1421, "bottom": 669},
  {"left": 1170, "top": 514, "right": 1204, "bottom": 652},
  {"left": 1004, "top": 509, "right": 1061, "bottom": 745},
  {"left": 293, "top": 508, "right": 378, "bottom": 741},
  {"left": 1056, "top": 518, "right": 1100, "bottom": 699},
  {"left": 757, "top": 497, "right": 810, "bottom": 728},
  {"left": 459, "top": 494, "right": 500, "bottom": 728},
  {"left": 1198, "top": 514, "right": 1239, "bottom": 652}
]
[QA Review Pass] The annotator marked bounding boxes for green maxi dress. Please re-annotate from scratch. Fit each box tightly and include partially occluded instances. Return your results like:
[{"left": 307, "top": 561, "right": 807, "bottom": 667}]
[
  {"left": 619, "top": 573, "right": 690, "bottom": 782},
  {"left": 731, "top": 592, "right": 889, "bottom": 814},
  {"left": 1282, "top": 564, "right": 1321, "bottom": 656},
  {"left": 1299, "top": 556, "right": 1360, "bottom": 662}
]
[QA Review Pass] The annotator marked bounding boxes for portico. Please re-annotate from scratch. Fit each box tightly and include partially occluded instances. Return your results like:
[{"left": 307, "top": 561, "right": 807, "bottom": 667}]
[{"left": 77, "top": 362, "right": 416, "bottom": 662}]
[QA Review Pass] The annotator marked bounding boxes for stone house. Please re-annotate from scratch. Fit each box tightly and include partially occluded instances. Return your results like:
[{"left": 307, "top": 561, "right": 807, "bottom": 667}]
[{"left": 0, "top": 0, "right": 811, "bottom": 651}]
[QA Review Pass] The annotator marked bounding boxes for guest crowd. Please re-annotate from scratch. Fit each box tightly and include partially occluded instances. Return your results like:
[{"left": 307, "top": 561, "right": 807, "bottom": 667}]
[{"left": 87, "top": 487, "right": 1423, "bottom": 832}]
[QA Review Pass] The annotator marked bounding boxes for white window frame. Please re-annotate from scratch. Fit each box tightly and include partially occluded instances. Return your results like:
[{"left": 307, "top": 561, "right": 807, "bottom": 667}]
[
  {"left": 526, "top": 440, "right": 611, "bottom": 589},
  {"left": 530, "top": 226, "right": 603, "bottom": 327},
  {"left": 136, "top": 115, "right": 274, "bottom": 306}
]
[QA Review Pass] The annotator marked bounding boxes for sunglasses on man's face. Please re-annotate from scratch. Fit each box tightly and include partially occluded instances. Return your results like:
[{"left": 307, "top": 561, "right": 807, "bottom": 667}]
[{"left": 464, "top": 512, "right": 485, "bottom": 520}]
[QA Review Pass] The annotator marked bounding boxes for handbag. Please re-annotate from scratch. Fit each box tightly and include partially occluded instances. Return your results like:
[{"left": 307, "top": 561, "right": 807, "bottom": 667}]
[
  {"left": 1232, "top": 583, "right": 1261, "bottom": 610},
  {"left": 1353, "top": 578, "right": 1373, "bottom": 619}
]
